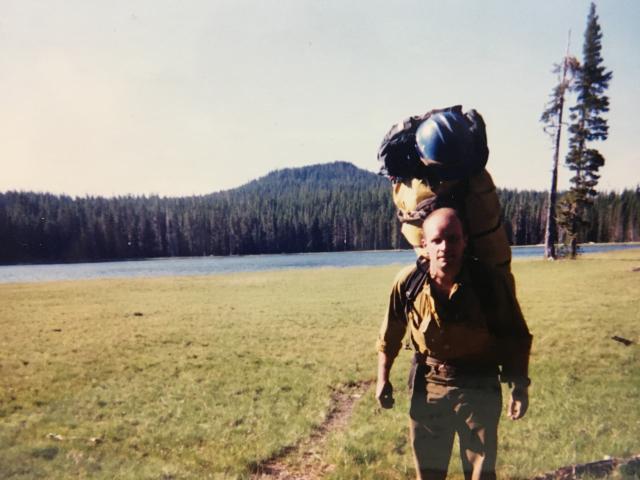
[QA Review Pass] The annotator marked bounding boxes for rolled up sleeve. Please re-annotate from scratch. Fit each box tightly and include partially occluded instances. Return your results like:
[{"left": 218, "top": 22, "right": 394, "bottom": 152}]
[{"left": 376, "top": 266, "right": 412, "bottom": 358}]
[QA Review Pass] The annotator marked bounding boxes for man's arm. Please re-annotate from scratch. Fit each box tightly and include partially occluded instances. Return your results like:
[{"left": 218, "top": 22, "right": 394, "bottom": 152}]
[
  {"left": 376, "top": 351, "right": 396, "bottom": 408},
  {"left": 491, "top": 270, "right": 532, "bottom": 420},
  {"left": 375, "top": 264, "right": 416, "bottom": 409}
]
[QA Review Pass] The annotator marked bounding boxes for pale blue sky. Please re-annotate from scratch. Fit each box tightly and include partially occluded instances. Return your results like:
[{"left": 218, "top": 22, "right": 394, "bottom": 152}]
[{"left": 1, "top": 0, "right": 638, "bottom": 197}]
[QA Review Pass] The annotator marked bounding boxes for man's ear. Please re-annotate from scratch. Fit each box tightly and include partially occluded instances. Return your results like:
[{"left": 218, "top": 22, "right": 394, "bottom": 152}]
[{"left": 420, "top": 235, "right": 427, "bottom": 248}]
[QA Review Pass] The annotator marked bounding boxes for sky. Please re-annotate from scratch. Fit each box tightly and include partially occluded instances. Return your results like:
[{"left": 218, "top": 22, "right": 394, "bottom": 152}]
[{"left": 1, "top": 0, "right": 638, "bottom": 197}]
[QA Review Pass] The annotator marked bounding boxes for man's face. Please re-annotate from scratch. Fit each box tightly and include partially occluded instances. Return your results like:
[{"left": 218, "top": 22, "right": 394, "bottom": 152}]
[{"left": 422, "top": 210, "right": 466, "bottom": 278}]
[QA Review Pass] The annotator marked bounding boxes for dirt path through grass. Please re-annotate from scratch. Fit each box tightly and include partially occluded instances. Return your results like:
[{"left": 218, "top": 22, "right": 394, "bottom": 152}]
[{"left": 251, "top": 380, "right": 373, "bottom": 479}]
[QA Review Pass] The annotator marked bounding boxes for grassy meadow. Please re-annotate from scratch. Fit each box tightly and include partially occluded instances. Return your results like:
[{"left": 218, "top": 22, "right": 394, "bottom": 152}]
[{"left": 1, "top": 249, "right": 639, "bottom": 479}]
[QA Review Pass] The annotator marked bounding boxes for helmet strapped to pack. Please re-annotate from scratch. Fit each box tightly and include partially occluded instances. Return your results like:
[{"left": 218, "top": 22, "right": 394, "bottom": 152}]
[{"left": 415, "top": 110, "right": 488, "bottom": 181}]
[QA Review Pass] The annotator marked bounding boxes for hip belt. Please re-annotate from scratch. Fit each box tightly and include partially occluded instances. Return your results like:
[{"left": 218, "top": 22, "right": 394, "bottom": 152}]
[{"left": 414, "top": 353, "right": 499, "bottom": 378}]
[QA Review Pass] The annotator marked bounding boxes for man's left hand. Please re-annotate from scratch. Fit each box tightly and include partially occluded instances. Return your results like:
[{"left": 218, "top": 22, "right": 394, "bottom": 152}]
[
  {"left": 507, "top": 387, "right": 528, "bottom": 420},
  {"left": 376, "top": 380, "right": 395, "bottom": 409}
]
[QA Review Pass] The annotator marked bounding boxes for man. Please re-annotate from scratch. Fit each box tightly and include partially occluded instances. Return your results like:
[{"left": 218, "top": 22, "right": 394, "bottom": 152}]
[{"left": 376, "top": 207, "right": 532, "bottom": 480}]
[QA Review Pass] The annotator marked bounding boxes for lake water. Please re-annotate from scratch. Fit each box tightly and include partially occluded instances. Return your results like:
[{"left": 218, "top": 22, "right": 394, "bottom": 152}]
[{"left": 1, "top": 244, "right": 638, "bottom": 284}]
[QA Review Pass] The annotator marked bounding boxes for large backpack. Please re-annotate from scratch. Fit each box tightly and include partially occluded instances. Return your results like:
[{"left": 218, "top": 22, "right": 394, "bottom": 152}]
[{"left": 377, "top": 105, "right": 514, "bottom": 289}]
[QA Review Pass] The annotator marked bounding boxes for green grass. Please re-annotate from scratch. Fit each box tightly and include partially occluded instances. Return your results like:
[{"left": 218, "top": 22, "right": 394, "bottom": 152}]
[
  {"left": 324, "top": 250, "right": 640, "bottom": 479},
  {"left": 0, "top": 266, "right": 393, "bottom": 479},
  {"left": 1, "top": 250, "right": 639, "bottom": 479}
]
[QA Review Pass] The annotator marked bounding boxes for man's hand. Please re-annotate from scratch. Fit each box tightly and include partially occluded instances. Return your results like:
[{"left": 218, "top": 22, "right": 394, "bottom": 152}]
[
  {"left": 507, "top": 386, "right": 528, "bottom": 420},
  {"left": 375, "top": 380, "right": 395, "bottom": 409},
  {"left": 376, "top": 351, "right": 395, "bottom": 409}
]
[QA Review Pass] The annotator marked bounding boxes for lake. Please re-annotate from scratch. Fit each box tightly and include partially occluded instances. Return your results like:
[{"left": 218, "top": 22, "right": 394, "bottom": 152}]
[{"left": 1, "top": 244, "right": 638, "bottom": 284}]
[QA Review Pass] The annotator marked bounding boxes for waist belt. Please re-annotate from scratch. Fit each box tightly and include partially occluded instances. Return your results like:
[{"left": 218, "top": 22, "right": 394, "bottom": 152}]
[{"left": 415, "top": 353, "right": 499, "bottom": 377}]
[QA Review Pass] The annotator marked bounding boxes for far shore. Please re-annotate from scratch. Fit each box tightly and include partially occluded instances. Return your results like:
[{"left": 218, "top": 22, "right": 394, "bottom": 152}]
[{"left": 2, "top": 241, "right": 639, "bottom": 268}]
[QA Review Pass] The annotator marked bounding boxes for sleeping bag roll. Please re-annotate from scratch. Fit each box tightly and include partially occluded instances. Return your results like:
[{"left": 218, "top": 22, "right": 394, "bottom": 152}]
[{"left": 392, "top": 169, "right": 512, "bottom": 274}]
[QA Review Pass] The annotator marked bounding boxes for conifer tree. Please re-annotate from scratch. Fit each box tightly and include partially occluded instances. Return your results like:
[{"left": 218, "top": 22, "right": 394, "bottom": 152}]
[
  {"left": 540, "top": 34, "right": 579, "bottom": 260},
  {"left": 559, "top": 2, "right": 612, "bottom": 258}
]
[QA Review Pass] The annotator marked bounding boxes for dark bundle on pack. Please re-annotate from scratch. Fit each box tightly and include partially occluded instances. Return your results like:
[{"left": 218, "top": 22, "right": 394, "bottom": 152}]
[{"left": 377, "top": 105, "right": 489, "bottom": 183}]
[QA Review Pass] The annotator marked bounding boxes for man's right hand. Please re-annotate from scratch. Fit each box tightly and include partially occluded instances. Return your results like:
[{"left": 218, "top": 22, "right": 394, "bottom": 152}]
[{"left": 375, "top": 380, "right": 395, "bottom": 409}]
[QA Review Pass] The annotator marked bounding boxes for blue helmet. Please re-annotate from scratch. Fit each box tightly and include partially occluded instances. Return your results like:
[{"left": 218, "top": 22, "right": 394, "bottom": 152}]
[{"left": 415, "top": 110, "right": 488, "bottom": 181}]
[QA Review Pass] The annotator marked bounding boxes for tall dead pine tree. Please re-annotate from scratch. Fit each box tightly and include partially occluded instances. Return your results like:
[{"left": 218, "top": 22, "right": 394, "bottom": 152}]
[{"left": 540, "top": 34, "right": 579, "bottom": 260}]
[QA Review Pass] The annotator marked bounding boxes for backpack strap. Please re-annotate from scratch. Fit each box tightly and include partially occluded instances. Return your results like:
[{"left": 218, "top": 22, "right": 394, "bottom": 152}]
[
  {"left": 405, "top": 257, "right": 429, "bottom": 309},
  {"left": 402, "top": 257, "right": 430, "bottom": 350}
]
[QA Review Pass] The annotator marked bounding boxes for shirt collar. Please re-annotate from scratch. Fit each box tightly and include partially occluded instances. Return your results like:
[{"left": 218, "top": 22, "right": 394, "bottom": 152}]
[{"left": 419, "top": 255, "right": 471, "bottom": 299}]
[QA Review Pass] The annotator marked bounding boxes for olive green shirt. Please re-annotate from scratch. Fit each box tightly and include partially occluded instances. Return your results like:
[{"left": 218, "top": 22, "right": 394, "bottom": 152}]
[{"left": 377, "top": 258, "right": 532, "bottom": 383}]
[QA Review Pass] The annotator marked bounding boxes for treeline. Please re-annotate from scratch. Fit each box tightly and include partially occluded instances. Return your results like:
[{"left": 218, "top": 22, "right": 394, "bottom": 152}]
[
  {"left": 0, "top": 162, "right": 402, "bottom": 263},
  {"left": 499, "top": 189, "right": 640, "bottom": 246},
  {"left": 0, "top": 162, "right": 638, "bottom": 264}
]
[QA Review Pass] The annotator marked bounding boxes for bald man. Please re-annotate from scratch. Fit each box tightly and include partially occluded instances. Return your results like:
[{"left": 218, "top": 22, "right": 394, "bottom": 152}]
[{"left": 376, "top": 208, "right": 532, "bottom": 480}]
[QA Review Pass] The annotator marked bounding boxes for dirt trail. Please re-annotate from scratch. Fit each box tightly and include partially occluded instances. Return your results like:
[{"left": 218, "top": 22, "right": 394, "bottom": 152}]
[{"left": 251, "top": 380, "right": 373, "bottom": 480}]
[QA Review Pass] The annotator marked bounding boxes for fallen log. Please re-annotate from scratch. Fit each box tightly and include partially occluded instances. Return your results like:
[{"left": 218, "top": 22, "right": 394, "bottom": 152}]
[{"left": 531, "top": 454, "right": 640, "bottom": 479}]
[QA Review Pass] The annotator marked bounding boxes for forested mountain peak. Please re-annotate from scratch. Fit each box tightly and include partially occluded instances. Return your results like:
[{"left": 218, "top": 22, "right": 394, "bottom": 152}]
[{"left": 233, "top": 161, "right": 383, "bottom": 194}]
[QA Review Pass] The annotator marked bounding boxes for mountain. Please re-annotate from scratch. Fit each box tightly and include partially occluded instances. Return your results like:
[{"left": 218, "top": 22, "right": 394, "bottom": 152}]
[
  {"left": 234, "top": 161, "right": 383, "bottom": 192},
  {"left": 194, "top": 161, "right": 401, "bottom": 256}
]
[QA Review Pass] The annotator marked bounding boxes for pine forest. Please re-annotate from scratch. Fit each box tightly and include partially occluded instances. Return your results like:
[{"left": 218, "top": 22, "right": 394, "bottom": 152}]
[{"left": 1, "top": 162, "right": 638, "bottom": 264}]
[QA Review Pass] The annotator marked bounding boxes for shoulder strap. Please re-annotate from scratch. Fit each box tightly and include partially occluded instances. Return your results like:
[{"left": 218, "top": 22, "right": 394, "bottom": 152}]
[
  {"left": 404, "top": 257, "right": 429, "bottom": 312},
  {"left": 401, "top": 257, "right": 429, "bottom": 351}
]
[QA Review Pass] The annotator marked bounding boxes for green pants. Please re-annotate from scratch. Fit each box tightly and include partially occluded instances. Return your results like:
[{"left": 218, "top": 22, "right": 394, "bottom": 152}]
[{"left": 409, "top": 364, "right": 502, "bottom": 480}]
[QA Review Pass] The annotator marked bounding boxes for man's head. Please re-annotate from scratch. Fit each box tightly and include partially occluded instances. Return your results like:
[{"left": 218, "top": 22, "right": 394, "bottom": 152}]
[{"left": 421, "top": 207, "right": 467, "bottom": 279}]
